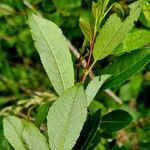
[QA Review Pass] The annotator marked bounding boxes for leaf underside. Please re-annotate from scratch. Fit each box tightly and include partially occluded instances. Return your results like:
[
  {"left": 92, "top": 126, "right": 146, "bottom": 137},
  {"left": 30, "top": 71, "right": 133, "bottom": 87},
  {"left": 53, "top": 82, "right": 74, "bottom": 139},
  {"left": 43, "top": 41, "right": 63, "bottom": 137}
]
[
  {"left": 22, "top": 120, "right": 49, "bottom": 150},
  {"left": 3, "top": 116, "right": 49, "bottom": 150},
  {"left": 47, "top": 84, "right": 87, "bottom": 150},
  {"left": 85, "top": 75, "right": 111, "bottom": 106},
  {"left": 29, "top": 14, "right": 74, "bottom": 95},
  {"left": 3, "top": 116, "right": 26, "bottom": 150}
]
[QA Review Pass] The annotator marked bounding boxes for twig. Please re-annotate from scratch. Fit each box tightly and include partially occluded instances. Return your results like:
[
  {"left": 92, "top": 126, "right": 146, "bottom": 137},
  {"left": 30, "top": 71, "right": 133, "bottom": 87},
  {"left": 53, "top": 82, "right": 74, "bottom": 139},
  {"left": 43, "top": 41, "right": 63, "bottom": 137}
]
[
  {"left": 82, "top": 33, "right": 96, "bottom": 82},
  {"left": 104, "top": 89, "right": 123, "bottom": 105},
  {"left": 67, "top": 40, "right": 123, "bottom": 105},
  {"left": 0, "top": 5, "right": 26, "bottom": 16}
]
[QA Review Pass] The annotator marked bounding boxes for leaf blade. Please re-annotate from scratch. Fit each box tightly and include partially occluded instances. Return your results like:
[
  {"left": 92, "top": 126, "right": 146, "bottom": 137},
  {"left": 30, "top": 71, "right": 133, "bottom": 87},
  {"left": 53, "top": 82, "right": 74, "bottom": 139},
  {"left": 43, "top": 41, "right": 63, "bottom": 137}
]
[
  {"left": 29, "top": 14, "right": 74, "bottom": 95},
  {"left": 47, "top": 84, "right": 87, "bottom": 150},
  {"left": 35, "top": 101, "right": 52, "bottom": 128},
  {"left": 85, "top": 75, "right": 111, "bottom": 106},
  {"left": 113, "top": 29, "right": 150, "bottom": 55},
  {"left": 101, "top": 109, "right": 132, "bottom": 132},
  {"left": 74, "top": 109, "right": 101, "bottom": 150},
  {"left": 79, "top": 15, "right": 91, "bottom": 41},
  {"left": 102, "top": 48, "right": 150, "bottom": 89},
  {"left": 22, "top": 120, "right": 49, "bottom": 150},
  {"left": 3, "top": 116, "right": 26, "bottom": 150}
]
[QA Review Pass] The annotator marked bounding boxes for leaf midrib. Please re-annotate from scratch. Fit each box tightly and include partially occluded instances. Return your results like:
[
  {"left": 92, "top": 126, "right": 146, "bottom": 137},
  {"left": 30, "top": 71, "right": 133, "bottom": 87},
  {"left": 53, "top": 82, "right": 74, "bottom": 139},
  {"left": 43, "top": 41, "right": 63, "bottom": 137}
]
[{"left": 101, "top": 121, "right": 130, "bottom": 123}]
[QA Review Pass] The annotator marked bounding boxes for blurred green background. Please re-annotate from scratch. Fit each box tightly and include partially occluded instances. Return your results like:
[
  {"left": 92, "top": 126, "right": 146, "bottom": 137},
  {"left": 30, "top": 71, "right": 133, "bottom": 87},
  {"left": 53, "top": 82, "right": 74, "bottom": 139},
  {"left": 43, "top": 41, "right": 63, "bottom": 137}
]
[{"left": 0, "top": 0, "right": 150, "bottom": 149}]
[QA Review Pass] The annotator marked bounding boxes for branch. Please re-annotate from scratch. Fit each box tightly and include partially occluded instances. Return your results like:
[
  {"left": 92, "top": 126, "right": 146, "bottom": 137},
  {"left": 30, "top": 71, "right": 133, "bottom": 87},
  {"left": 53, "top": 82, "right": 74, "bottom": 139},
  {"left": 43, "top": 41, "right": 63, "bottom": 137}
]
[
  {"left": 104, "top": 89, "right": 123, "bottom": 105},
  {"left": 67, "top": 40, "right": 123, "bottom": 105}
]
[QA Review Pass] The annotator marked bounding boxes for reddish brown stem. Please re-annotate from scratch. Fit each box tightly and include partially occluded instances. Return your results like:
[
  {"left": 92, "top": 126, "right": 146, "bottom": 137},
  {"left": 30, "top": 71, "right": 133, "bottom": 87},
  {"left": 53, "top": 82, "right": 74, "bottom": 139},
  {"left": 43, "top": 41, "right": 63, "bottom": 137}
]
[{"left": 82, "top": 34, "right": 96, "bottom": 82}]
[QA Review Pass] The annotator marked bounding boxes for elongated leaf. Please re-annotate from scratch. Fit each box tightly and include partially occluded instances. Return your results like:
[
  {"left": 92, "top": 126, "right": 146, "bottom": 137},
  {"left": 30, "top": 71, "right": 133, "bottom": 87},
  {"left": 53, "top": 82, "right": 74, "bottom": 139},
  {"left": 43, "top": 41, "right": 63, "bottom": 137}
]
[
  {"left": 52, "top": 0, "right": 81, "bottom": 10},
  {"left": 35, "top": 101, "right": 52, "bottom": 128},
  {"left": 79, "top": 16, "right": 91, "bottom": 41},
  {"left": 74, "top": 109, "right": 101, "bottom": 150},
  {"left": 102, "top": 48, "right": 150, "bottom": 89},
  {"left": 93, "top": 0, "right": 144, "bottom": 61},
  {"left": 140, "top": 1, "right": 150, "bottom": 28},
  {"left": 3, "top": 116, "right": 26, "bottom": 150},
  {"left": 113, "top": 29, "right": 150, "bottom": 54},
  {"left": 0, "top": 117, "right": 13, "bottom": 150},
  {"left": 92, "top": 2, "right": 97, "bottom": 18},
  {"left": 22, "top": 120, "right": 49, "bottom": 150},
  {"left": 47, "top": 84, "right": 87, "bottom": 150},
  {"left": 85, "top": 75, "right": 111, "bottom": 106},
  {"left": 29, "top": 14, "right": 74, "bottom": 95},
  {"left": 101, "top": 109, "right": 132, "bottom": 132},
  {"left": 113, "top": 2, "right": 124, "bottom": 16}
]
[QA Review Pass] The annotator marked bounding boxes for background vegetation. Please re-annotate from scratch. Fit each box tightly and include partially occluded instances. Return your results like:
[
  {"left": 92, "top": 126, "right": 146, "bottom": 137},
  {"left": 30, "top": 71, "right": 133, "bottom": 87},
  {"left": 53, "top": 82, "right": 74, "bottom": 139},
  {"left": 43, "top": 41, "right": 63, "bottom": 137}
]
[{"left": 0, "top": 0, "right": 150, "bottom": 149}]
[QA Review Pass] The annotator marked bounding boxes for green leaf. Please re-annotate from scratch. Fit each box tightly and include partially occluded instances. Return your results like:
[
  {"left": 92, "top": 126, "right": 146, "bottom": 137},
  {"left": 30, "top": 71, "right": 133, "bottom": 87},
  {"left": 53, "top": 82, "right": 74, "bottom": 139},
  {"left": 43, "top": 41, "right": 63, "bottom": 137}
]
[
  {"left": 35, "top": 101, "right": 52, "bottom": 128},
  {"left": 101, "top": 48, "right": 150, "bottom": 89},
  {"left": 89, "top": 100, "right": 106, "bottom": 114},
  {"left": 29, "top": 14, "right": 74, "bottom": 95},
  {"left": 22, "top": 120, "right": 49, "bottom": 150},
  {"left": 119, "top": 83, "right": 133, "bottom": 101},
  {"left": 0, "top": 117, "right": 12, "bottom": 150},
  {"left": 3, "top": 116, "right": 26, "bottom": 150},
  {"left": 119, "top": 74, "right": 143, "bottom": 101},
  {"left": 140, "top": 1, "right": 150, "bottom": 28},
  {"left": 79, "top": 15, "right": 91, "bottom": 41},
  {"left": 52, "top": 0, "right": 81, "bottom": 10},
  {"left": 130, "top": 73, "right": 143, "bottom": 96},
  {"left": 93, "top": 0, "right": 144, "bottom": 61},
  {"left": 113, "top": 2, "right": 124, "bottom": 16},
  {"left": 101, "top": 109, "right": 132, "bottom": 132},
  {"left": 92, "top": 2, "right": 97, "bottom": 18},
  {"left": 47, "top": 84, "right": 87, "bottom": 150},
  {"left": 85, "top": 75, "right": 111, "bottom": 106},
  {"left": 74, "top": 109, "right": 101, "bottom": 150},
  {"left": 87, "top": 132, "right": 101, "bottom": 150},
  {"left": 113, "top": 29, "right": 150, "bottom": 55}
]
